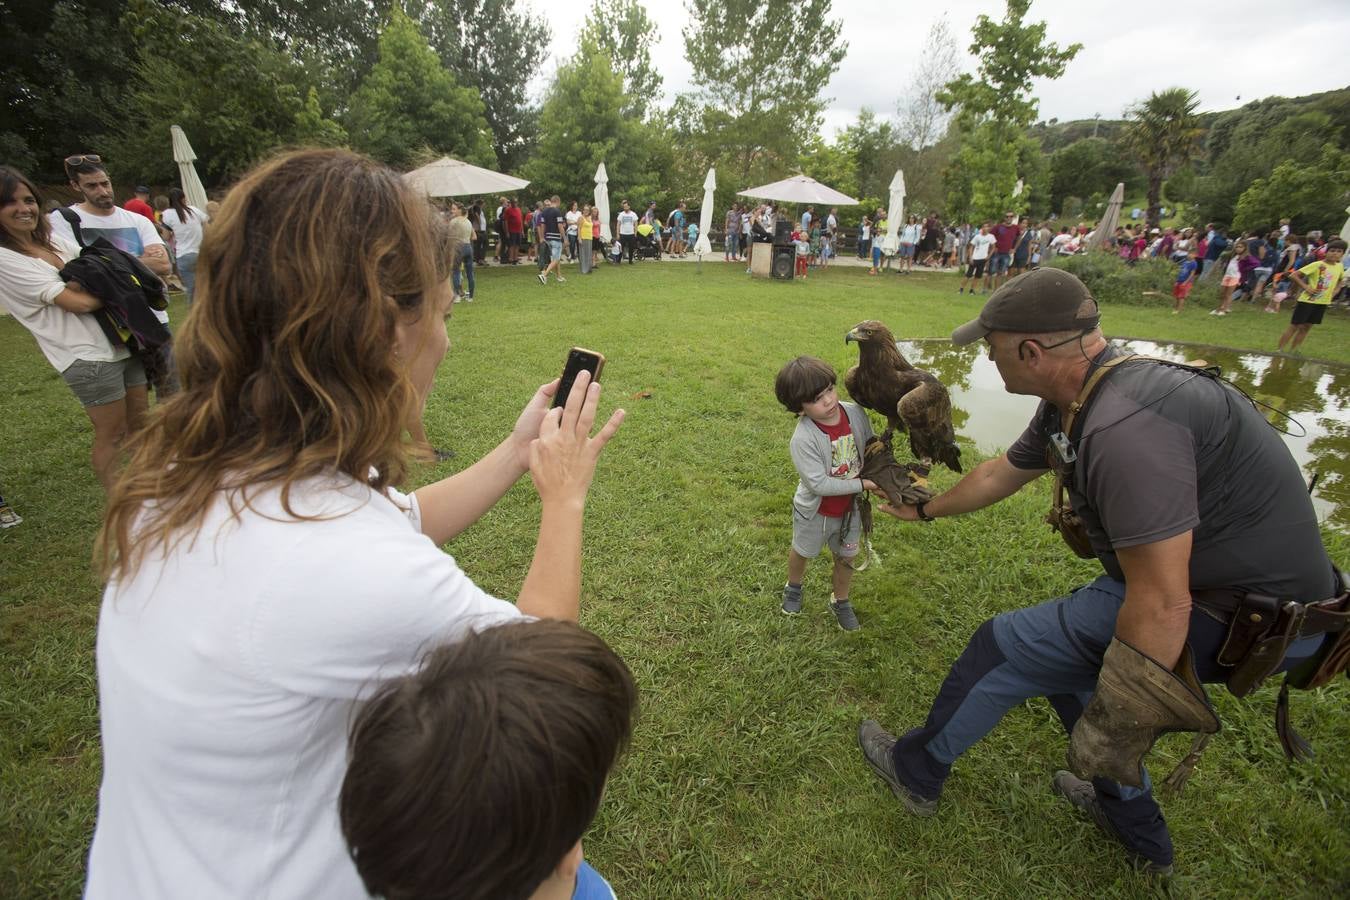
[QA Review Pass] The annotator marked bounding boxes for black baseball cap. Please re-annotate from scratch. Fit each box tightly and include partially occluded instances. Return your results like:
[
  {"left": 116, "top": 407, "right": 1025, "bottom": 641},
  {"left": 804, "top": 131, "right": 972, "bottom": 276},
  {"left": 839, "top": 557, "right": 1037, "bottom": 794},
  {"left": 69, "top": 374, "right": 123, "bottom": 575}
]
[
  {"left": 135, "top": 185, "right": 150, "bottom": 194},
  {"left": 951, "top": 269, "right": 1100, "bottom": 346}
]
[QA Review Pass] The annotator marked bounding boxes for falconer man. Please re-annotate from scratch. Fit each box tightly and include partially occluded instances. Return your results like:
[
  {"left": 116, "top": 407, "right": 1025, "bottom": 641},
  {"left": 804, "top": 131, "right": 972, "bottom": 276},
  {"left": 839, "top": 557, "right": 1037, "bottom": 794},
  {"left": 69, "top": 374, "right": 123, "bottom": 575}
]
[{"left": 857, "top": 268, "right": 1347, "bottom": 876}]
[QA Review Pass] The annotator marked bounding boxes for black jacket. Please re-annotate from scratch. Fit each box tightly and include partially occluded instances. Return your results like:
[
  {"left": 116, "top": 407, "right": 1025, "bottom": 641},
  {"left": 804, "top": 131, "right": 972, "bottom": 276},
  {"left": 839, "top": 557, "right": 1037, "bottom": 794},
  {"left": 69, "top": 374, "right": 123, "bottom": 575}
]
[{"left": 56, "top": 208, "right": 171, "bottom": 351}]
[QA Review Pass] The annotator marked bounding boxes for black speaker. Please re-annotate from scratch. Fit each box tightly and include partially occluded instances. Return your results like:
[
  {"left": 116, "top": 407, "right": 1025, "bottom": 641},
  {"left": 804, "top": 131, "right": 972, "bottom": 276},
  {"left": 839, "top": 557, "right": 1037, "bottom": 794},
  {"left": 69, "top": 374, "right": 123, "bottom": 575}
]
[
  {"left": 774, "top": 220, "right": 793, "bottom": 244},
  {"left": 771, "top": 245, "right": 795, "bottom": 280}
]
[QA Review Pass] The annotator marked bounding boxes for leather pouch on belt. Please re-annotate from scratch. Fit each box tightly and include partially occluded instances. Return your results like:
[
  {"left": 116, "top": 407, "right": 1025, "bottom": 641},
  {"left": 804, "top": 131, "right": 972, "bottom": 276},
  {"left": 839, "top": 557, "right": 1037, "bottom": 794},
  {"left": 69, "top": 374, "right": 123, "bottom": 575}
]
[{"left": 1226, "top": 600, "right": 1304, "bottom": 698}]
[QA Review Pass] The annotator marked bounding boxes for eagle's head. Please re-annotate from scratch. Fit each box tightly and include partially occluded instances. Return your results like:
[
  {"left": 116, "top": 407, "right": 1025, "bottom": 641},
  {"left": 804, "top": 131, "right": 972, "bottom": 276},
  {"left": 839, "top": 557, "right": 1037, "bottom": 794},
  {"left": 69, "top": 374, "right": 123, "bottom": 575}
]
[{"left": 845, "top": 320, "right": 896, "bottom": 346}]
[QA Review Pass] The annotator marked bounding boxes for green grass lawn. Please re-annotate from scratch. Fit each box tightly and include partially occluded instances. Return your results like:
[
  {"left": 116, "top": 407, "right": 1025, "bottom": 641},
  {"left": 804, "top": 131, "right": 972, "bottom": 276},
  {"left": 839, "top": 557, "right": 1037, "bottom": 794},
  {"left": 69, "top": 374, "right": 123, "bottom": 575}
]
[{"left": 2, "top": 262, "right": 1348, "bottom": 898}]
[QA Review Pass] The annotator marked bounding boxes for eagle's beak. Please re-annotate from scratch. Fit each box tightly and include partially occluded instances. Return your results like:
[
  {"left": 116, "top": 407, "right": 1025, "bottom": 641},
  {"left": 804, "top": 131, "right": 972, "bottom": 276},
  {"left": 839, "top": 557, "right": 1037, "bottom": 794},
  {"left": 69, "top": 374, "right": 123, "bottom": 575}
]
[{"left": 845, "top": 329, "right": 859, "bottom": 344}]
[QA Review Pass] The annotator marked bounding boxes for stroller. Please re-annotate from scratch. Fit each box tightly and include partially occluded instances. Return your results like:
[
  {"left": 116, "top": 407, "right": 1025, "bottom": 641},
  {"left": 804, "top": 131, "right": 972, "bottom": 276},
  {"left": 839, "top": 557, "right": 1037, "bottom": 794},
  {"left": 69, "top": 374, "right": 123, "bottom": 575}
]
[{"left": 635, "top": 225, "right": 662, "bottom": 260}]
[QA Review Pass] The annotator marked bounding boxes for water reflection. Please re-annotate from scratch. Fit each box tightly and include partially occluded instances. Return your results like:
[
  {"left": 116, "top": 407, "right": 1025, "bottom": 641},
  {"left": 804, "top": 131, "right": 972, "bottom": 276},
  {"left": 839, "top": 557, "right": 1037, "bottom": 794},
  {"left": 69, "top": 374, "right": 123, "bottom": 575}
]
[{"left": 894, "top": 339, "right": 1350, "bottom": 533}]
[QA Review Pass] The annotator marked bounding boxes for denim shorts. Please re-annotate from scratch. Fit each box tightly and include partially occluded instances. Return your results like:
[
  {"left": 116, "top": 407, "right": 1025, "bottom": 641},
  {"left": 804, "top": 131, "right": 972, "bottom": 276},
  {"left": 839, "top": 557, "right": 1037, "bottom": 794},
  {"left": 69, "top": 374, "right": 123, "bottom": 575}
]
[
  {"left": 989, "top": 252, "right": 1012, "bottom": 275},
  {"left": 61, "top": 356, "right": 147, "bottom": 407},
  {"left": 899, "top": 243, "right": 915, "bottom": 258}
]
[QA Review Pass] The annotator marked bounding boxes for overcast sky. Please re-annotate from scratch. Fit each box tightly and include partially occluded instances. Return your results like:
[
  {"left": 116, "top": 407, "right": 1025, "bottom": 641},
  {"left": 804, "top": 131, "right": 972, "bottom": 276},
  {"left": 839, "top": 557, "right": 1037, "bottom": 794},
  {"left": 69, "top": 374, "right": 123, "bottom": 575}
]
[{"left": 530, "top": 0, "right": 1350, "bottom": 137}]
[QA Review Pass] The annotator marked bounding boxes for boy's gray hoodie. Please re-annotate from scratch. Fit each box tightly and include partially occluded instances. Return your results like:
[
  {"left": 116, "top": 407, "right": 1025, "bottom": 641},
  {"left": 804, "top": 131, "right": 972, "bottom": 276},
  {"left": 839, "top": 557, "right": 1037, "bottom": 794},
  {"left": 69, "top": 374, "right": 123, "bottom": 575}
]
[{"left": 789, "top": 401, "right": 874, "bottom": 518}]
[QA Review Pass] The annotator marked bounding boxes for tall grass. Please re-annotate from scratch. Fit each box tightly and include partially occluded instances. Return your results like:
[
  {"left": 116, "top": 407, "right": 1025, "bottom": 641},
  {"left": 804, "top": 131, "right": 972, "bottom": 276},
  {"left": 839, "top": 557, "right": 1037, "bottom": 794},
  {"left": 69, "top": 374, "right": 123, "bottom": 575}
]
[{"left": 2, "top": 262, "right": 1347, "bottom": 897}]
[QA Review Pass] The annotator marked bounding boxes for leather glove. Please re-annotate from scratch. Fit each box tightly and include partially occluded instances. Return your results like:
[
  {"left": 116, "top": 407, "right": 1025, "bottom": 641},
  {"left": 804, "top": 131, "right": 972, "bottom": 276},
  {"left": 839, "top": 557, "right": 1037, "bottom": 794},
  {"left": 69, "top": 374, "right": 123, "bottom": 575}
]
[{"left": 861, "top": 437, "right": 933, "bottom": 507}]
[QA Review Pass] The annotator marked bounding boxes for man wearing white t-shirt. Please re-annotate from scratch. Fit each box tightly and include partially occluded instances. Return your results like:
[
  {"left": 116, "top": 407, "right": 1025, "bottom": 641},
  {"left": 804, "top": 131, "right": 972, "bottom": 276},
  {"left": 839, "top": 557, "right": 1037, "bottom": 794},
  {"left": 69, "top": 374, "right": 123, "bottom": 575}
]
[
  {"left": 49, "top": 157, "right": 179, "bottom": 398},
  {"left": 615, "top": 200, "right": 639, "bottom": 264}
]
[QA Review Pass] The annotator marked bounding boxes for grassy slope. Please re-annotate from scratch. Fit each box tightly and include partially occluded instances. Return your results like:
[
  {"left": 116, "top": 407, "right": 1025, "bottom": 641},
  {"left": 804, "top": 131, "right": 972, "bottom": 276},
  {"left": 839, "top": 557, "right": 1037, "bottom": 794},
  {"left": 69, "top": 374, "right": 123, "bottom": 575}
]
[{"left": 2, "top": 262, "right": 1347, "bottom": 898}]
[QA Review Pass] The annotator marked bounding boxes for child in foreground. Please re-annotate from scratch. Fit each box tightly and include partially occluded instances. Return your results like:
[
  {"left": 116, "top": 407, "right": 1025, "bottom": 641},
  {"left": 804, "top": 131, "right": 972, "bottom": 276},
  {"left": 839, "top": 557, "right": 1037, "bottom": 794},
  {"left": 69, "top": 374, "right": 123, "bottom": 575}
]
[
  {"left": 775, "top": 356, "right": 877, "bottom": 631},
  {"left": 340, "top": 619, "right": 637, "bottom": 900}
]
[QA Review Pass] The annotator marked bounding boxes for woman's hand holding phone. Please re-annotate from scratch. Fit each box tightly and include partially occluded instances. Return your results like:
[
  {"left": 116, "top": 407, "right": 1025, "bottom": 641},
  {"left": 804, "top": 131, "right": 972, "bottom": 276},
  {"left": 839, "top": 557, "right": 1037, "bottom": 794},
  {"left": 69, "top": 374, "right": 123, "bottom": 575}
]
[{"left": 528, "top": 370, "right": 625, "bottom": 507}]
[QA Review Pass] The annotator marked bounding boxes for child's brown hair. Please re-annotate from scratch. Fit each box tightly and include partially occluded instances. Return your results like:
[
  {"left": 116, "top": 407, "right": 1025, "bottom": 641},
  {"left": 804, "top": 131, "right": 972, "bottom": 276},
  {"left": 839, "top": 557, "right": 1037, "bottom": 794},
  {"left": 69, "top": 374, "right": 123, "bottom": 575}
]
[{"left": 775, "top": 356, "right": 836, "bottom": 414}]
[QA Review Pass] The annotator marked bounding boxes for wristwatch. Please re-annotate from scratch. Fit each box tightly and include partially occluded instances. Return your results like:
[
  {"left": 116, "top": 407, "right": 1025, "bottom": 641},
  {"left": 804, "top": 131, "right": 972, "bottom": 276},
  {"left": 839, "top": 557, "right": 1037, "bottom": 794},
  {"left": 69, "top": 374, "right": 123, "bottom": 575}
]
[{"left": 915, "top": 502, "right": 935, "bottom": 522}]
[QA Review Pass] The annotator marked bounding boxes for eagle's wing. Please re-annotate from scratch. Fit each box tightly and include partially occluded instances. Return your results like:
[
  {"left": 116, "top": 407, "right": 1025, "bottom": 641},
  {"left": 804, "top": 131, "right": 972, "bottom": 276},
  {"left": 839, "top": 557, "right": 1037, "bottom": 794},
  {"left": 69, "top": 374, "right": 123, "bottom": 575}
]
[{"left": 898, "top": 375, "right": 963, "bottom": 472}]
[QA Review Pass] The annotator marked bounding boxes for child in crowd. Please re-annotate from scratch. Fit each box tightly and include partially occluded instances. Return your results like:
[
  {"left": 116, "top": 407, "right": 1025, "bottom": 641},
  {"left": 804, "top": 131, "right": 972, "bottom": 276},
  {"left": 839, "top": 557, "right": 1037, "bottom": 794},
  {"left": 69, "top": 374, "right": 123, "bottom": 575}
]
[
  {"left": 1212, "top": 239, "right": 1257, "bottom": 316},
  {"left": 869, "top": 212, "right": 888, "bottom": 274},
  {"left": 793, "top": 223, "right": 811, "bottom": 278},
  {"left": 774, "top": 357, "right": 878, "bottom": 631},
  {"left": 340, "top": 619, "right": 636, "bottom": 900},
  {"left": 958, "top": 224, "right": 995, "bottom": 294},
  {"left": 1172, "top": 247, "right": 1199, "bottom": 314},
  {"left": 686, "top": 221, "right": 699, "bottom": 251},
  {"left": 1277, "top": 238, "right": 1346, "bottom": 353}
]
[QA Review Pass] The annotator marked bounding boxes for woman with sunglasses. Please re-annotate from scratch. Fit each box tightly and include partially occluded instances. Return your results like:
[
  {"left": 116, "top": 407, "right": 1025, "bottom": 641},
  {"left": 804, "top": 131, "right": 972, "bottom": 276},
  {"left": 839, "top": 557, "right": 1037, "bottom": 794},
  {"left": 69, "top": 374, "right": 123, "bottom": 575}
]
[
  {"left": 0, "top": 165, "right": 147, "bottom": 491},
  {"left": 84, "top": 149, "right": 625, "bottom": 898}
]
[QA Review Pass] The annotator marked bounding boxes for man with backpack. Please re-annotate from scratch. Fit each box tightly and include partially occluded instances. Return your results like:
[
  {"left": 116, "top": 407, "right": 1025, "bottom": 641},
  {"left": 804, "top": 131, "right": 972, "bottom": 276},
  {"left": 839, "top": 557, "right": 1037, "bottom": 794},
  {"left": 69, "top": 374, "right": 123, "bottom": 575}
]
[{"left": 49, "top": 155, "right": 178, "bottom": 399}]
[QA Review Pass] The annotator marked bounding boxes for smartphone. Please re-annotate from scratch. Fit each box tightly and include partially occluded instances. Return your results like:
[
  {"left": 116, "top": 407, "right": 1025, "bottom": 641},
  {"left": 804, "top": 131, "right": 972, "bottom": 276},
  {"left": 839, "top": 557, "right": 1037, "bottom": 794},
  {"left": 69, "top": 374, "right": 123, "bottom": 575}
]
[{"left": 552, "top": 347, "right": 606, "bottom": 408}]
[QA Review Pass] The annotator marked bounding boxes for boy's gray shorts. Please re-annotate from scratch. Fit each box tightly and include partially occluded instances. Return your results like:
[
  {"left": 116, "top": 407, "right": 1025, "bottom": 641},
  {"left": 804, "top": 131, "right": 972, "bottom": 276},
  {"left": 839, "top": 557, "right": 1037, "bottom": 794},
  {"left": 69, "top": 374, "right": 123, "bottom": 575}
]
[{"left": 792, "top": 505, "right": 861, "bottom": 559}]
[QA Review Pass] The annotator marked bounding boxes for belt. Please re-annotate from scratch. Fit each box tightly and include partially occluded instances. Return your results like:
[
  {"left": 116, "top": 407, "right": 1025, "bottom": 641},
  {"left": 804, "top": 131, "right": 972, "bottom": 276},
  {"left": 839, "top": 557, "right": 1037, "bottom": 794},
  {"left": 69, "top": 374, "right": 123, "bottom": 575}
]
[{"left": 1191, "top": 587, "right": 1349, "bottom": 638}]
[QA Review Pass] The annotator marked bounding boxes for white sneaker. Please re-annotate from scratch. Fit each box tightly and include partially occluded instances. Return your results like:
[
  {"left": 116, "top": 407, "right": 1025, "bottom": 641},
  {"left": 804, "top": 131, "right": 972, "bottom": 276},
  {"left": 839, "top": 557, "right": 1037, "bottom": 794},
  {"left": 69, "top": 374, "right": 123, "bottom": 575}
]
[{"left": 0, "top": 503, "right": 21, "bottom": 528}]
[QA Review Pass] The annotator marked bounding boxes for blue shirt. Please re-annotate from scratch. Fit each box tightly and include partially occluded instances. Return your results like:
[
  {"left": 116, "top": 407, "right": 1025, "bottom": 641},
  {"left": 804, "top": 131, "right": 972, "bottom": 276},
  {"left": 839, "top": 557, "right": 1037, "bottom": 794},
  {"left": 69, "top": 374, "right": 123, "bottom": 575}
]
[
  {"left": 1176, "top": 259, "right": 1199, "bottom": 284},
  {"left": 1205, "top": 235, "right": 1229, "bottom": 260},
  {"left": 573, "top": 861, "right": 616, "bottom": 899}
]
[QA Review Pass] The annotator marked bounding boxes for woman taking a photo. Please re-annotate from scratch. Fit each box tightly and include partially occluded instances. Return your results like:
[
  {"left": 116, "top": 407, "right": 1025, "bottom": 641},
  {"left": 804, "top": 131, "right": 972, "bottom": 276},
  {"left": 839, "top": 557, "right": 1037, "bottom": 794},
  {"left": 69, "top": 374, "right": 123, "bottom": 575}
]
[
  {"left": 84, "top": 148, "right": 624, "bottom": 898},
  {"left": 0, "top": 166, "right": 146, "bottom": 492}
]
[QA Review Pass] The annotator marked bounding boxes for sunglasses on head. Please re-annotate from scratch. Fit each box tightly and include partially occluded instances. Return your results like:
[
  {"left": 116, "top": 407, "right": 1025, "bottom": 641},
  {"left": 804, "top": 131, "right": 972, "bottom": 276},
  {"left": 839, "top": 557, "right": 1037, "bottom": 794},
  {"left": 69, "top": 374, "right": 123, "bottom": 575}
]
[{"left": 65, "top": 154, "right": 103, "bottom": 166}]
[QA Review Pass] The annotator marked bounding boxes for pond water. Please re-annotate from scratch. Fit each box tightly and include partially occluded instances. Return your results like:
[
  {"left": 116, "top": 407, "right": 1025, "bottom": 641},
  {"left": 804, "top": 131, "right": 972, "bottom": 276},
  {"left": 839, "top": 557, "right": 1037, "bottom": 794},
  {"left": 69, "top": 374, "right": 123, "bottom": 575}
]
[{"left": 894, "top": 339, "right": 1350, "bottom": 533}]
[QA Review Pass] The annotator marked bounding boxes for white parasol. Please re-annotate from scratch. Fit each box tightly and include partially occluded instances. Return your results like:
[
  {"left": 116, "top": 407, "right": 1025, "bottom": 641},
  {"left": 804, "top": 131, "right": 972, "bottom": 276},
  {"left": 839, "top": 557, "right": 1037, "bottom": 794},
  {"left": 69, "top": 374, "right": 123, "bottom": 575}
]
[
  {"left": 695, "top": 167, "right": 715, "bottom": 257},
  {"left": 881, "top": 169, "right": 905, "bottom": 255},
  {"left": 738, "top": 174, "right": 859, "bottom": 206},
  {"left": 594, "top": 162, "right": 612, "bottom": 242},
  {"left": 1085, "top": 182, "right": 1125, "bottom": 251},
  {"left": 1339, "top": 204, "right": 1350, "bottom": 243},
  {"left": 403, "top": 156, "right": 529, "bottom": 197},
  {"left": 170, "top": 125, "right": 209, "bottom": 210}
]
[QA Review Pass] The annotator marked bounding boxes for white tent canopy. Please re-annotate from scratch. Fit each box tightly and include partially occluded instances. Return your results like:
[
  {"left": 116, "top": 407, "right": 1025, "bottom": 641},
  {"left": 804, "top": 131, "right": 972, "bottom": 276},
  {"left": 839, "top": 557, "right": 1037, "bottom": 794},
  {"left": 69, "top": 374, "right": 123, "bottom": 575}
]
[
  {"left": 403, "top": 156, "right": 529, "bottom": 198},
  {"left": 170, "top": 125, "right": 209, "bottom": 210},
  {"left": 1085, "top": 182, "right": 1125, "bottom": 251},
  {"left": 695, "top": 168, "right": 715, "bottom": 256},
  {"left": 881, "top": 169, "right": 905, "bottom": 255},
  {"left": 738, "top": 174, "right": 859, "bottom": 206},
  {"left": 593, "top": 162, "right": 612, "bottom": 243}
]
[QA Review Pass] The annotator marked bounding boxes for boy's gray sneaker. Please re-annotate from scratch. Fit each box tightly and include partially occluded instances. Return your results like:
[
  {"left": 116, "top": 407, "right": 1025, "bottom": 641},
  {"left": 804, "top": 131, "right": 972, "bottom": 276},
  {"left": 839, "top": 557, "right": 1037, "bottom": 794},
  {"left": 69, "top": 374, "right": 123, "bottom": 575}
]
[
  {"left": 781, "top": 583, "right": 803, "bottom": 616},
  {"left": 1052, "top": 771, "right": 1174, "bottom": 878},
  {"left": 830, "top": 599, "right": 860, "bottom": 631},
  {"left": 857, "top": 720, "right": 938, "bottom": 816}
]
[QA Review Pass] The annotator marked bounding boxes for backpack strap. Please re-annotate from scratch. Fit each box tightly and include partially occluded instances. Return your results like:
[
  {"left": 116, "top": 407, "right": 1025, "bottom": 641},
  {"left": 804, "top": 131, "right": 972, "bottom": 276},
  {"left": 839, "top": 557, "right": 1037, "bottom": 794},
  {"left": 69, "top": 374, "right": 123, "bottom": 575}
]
[{"left": 57, "top": 207, "right": 86, "bottom": 248}]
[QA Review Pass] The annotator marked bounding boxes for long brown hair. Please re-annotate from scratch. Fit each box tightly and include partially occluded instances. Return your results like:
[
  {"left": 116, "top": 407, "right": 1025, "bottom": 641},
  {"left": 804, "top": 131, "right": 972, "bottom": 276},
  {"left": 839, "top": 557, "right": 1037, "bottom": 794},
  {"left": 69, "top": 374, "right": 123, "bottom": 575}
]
[
  {"left": 99, "top": 148, "right": 451, "bottom": 581},
  {"left": 0, "top": 166, "right": 57, "bottom": 254}
]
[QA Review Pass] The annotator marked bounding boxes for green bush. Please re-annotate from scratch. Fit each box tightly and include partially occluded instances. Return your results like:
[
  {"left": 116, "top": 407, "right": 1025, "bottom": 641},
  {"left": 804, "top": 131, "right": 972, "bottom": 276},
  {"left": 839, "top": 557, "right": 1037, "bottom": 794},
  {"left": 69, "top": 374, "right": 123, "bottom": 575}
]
[{"left": 1044, "top": 251, "right": 1203, "bottom": 307}]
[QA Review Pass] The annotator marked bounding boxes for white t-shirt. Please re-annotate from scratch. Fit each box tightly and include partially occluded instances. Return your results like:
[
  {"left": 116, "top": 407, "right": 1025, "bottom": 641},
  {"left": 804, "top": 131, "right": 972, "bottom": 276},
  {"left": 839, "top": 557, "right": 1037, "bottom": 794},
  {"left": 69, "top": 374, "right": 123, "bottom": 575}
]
[
  {"left": 826, "top": 214, "right": 837, "bottom": 234},
  {"left": 616, "top": 210, "right": 638, "bottom": 235},
  {"left": 50, "top": 205, "right": 170, "bottom": 324},
  {"left": 49, "top": 205, "right": 164, "bottom": 260},
  {"left": 160, "top": 206, "right": 209, "bottom": 256},
  {"left": 1050, "top": 233, "right": 1074, "bottom": 255},
  {"left": 901, "top": 223, "right": 921, "bottom": 244},
  {"left": 969, "top": 233, "right": 996, "bottom": 261},
  {"left": 565, "top": 209, "right": 581, "bottom": 235},
  {"left": 0, "top": 235, "right": 127, "bottom": 371},
  {"left": 85, "top": 475, "right": 522, "bottom": 900},
  {"left": 1224, "top": 257, "right": 1241, "bottom": 279}
]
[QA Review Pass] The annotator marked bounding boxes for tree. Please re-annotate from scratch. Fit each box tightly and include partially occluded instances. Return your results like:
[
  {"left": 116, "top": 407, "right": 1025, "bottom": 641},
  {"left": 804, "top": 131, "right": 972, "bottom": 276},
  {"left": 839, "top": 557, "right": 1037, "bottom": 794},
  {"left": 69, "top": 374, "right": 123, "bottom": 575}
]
[
  {"left": 1122, "top": 88, "right": 1201, "bottom": 230},
  {"left": 896, "top": 15, "right": 959, "bottom": 210},
  {"left": 837, "top": 109, "right": 903, "bottom": 205},
  {"left": 107, "top": 1, "right": 347, "bottom": 185},
  {"left": 345, "top": 6, "right": 494, "bottom": 171},
  {"left": 1233, "top": 145, "right": 1350, "bottom": 234},
  {"left": 578, "top": 1, "right": 663, "bottom": 119},
  {"left": 938, "top": 0, "right": 1080, "bottom": 220},
  {"left": 677, "top": 0, "right": 847, "bottom": 187},
  {"left": 523, "top": 40, "right": 663, "bottom": 206},
  {"left": 1, "top": 1, "right": 140, "bottom": 182},
  {"left": 1049, "top": 137, "right": 1139, "bottom": 215},
  {"left": 407, "top": 0, "right": 550, "bottom": 171}
]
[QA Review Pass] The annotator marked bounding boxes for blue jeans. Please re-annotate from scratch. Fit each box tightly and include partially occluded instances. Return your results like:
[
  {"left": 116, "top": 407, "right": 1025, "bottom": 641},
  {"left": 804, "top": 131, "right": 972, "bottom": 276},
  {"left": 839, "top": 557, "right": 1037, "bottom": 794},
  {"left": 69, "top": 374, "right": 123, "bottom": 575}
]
[
  {"left": 451, "top": 243, "right": 475, "bottom": 297},
  {"left": 177, "top": 253, "right": 198, "bottom": 307},
  {"left": 890, "top": 575, "right": 1324, "bottom": 867},
  {"left": 989, "top": 252, "right": 1012, "bottom": 276}
]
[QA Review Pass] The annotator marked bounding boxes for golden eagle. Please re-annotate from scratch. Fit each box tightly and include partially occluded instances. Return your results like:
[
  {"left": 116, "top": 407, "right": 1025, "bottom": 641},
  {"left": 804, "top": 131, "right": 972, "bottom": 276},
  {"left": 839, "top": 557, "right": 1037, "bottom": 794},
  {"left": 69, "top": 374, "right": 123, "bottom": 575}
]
[{"left": 844, "top": 320, "right": 962, "bottom": 473}]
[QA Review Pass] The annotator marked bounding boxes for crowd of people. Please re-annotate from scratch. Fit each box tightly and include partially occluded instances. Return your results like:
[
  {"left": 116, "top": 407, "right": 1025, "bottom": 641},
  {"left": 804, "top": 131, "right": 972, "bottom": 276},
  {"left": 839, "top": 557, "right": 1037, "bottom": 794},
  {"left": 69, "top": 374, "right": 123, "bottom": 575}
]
[{"left": 2, "top": 146, "right": 1347, "bottom": 897}]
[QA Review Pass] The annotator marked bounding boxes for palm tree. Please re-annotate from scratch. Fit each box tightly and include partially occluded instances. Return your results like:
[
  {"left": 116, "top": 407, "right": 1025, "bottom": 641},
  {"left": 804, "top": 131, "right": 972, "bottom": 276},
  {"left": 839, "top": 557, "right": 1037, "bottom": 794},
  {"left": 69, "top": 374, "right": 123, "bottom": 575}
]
[{"left": 1123, "top": 88, "right": 1202, "bottom": 230}]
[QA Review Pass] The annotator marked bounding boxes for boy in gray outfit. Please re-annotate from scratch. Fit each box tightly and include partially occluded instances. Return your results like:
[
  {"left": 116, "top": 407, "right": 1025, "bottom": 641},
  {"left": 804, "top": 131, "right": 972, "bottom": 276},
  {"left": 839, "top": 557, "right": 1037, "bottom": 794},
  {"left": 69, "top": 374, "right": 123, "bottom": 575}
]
[{"left": 774, "top": 356, "right": 877, "bottom": 630}]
